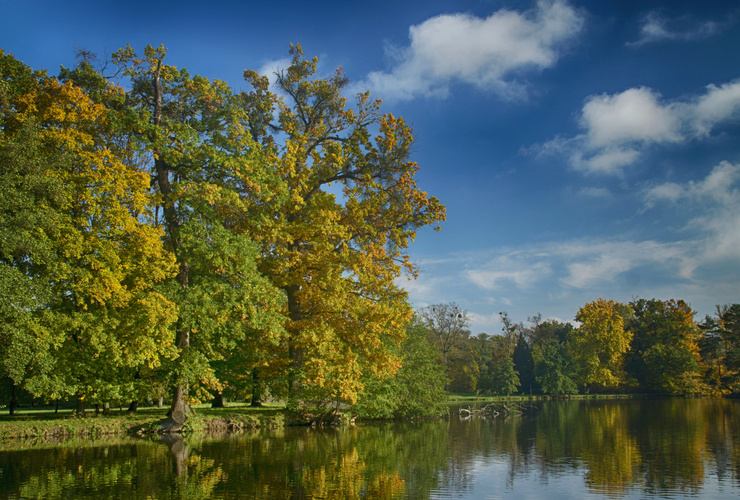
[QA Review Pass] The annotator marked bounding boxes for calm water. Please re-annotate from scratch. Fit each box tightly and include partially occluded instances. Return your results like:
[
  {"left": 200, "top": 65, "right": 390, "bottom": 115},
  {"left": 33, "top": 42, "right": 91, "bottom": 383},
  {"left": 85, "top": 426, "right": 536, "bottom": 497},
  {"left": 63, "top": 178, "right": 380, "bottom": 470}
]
[{"left": 1, "top": 399, "right": 739, "bottom": 499}]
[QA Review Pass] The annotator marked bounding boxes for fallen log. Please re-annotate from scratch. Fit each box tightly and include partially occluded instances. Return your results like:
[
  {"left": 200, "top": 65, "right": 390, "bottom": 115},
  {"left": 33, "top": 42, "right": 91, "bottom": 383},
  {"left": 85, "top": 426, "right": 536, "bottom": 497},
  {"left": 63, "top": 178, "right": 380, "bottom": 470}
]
[{"left": 459, "top": 402, "right": 534, "bottom": 419}]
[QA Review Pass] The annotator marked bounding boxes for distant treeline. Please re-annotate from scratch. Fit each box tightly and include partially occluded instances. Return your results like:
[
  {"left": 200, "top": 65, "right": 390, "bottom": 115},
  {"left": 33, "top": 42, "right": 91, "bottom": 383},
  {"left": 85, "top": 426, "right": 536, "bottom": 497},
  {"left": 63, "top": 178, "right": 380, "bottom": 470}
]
[{"left": 422, "top": 300, "right": 740, "bottom": 398}]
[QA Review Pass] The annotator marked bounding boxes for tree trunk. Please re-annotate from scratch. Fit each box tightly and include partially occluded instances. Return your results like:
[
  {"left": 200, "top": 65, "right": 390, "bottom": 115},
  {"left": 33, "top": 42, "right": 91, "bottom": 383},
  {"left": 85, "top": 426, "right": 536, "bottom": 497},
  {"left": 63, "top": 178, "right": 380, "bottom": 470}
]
[
  {"left": 250, "top": 367, "right": 263, "bottom": 407},
  {"left": 168, "top": 320, "right": 191, "bottom": 421},
  {"left": 127, "top": 401, "right": 138, "bottom": 413},
  {"left": 285, "top": 283, "right": 303, "bottom": 402},
  {"left": 211, "top": 391, "right": 226, "bottom": 408},
  {"left": 165, "top": 383, "right": 190, "bottom": 430},
  {"left": 8, "top": 381, "right": 17, "bottom": 416},
  {"left": 76, "top": 396, "right": 85, "bottom": 417}
]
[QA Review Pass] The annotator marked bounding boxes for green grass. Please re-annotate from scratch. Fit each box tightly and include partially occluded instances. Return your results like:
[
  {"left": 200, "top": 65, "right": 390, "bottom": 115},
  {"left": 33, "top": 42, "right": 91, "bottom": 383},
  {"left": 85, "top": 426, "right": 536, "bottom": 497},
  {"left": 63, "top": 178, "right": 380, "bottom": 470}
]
[{"left": 0, "top": 402, "right": 287, "bottom": 443}]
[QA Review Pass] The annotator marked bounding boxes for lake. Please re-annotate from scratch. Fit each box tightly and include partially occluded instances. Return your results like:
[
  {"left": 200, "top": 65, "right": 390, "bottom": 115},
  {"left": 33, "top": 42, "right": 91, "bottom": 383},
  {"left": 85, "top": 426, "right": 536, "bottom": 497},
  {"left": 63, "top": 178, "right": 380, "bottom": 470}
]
[{"left": 0, "top": 398, "right": 738, "bottom": 499}]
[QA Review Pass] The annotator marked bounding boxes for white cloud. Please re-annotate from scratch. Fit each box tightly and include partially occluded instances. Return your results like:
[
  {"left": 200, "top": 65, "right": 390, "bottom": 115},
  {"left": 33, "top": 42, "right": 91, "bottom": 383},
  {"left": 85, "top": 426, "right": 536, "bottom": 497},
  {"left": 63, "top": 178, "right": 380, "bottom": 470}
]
[
  {"left": 572, "top": 147, "right": 640, "bottom": 175},
  {"left": 395, "top": 273, "right": 449, "bottom": 307},
  {"left": 644, "top": 181, "right": 685, "bottom": 207},
  {"left": 550, "top": 239, "right": 692, "bottom": 288},
  {"left": 358, "top": 0, "right": 583, "bottom": 101},
  {"left": 630, "top": 10, "right": 728, "bottom": 47},
  {"left": 646, "top": 161, "right": 740, "bottom": 206},
  {"left": 580, "top": 88, "right": 682, "bottom": 147},
  {"left": 537, "top": 80, "right": 740, "bottom": 175},
  {"left": 689, "top": 160, "right": 740, "bottom": 201},
  {"left": 691, "top": 81, "right": 740, "bottom": 136},
  {"left": 564, "top": 256, "right": 632, "bottom": 289}
]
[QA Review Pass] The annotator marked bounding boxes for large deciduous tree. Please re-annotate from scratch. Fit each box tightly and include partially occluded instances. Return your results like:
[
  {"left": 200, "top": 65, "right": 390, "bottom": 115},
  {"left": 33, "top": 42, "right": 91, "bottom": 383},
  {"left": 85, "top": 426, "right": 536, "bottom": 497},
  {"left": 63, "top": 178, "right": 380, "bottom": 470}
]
[
  {"left": 421, "top": 303, "right": 473, "bottom": 392},
  {"left": 535, "top": 341, "right": 578, "bottom": 396},
  {"left": 627, "top": 298, "right": 706, "bottom": 395},
  {"left": 109, "top": 44, "right": 286, "bottom": 427},
  {"left": 571, "top": 298, "right": 632, "bottom": 391},
  {"left": 472, "top": 333, "right": 520, "bottom": 395},
  {"left": 522, "top": 318, "right": 577, "bottom": 396},
  {"left": 244, "top": 45, "right": 445, "bottom": 414},
  {"left": 0, "top": 50, "right": 178, "bottom": 413}
]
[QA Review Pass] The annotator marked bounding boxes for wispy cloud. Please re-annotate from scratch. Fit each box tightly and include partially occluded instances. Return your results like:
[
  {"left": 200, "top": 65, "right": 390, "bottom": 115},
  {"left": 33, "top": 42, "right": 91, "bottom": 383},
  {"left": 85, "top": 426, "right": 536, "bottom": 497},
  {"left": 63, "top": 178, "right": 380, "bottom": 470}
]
[
  {"left": 355, "top": 0, "right": 584, "bottom": 101},
  {"left": 395, "top": 273, "right": 452, "bottom": 309},
  {"left": 465, "top": 258, "right": 551, "bottom": 290},
  {"left": 555, "top": 240, "right": 692, "bottom": 288},
  {"left": 644, "top": 161, "right": 740, "bottom": 264},
  {"left": 629, "top": 10, "right": 732, "bottom": 47},
  {"left": 256, "top": 57, "right": 293, "bottom": 85},
  {"left": 532, "top": 80, "right": 740, "bottom": 175}
]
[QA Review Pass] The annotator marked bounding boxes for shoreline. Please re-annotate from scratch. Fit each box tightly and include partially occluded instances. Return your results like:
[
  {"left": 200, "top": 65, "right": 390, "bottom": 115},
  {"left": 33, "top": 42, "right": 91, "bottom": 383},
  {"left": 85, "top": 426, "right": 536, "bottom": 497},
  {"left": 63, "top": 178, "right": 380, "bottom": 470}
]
[
  {"left": 0, "top": 404, "right": 286, "bottom": 444},
  {"left": 0, "top": 394, "right": 710, "bottom": 446}
]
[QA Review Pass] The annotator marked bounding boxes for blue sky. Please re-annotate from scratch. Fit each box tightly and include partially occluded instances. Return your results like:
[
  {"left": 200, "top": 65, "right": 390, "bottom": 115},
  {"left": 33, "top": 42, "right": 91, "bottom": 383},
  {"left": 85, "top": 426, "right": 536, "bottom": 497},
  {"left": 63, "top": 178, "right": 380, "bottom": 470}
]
[{"left": 3, "top": 0, "right": 740, "bottom": 333}]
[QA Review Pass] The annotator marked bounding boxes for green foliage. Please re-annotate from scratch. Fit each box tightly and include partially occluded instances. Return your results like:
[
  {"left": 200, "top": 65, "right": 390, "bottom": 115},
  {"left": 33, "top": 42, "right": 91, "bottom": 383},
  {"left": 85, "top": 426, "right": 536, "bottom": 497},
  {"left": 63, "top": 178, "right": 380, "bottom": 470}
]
[
  {"left": 421, "top": 303, "right": 476, "bottom": 392},
  {"left": 353, "top": 317, "right": 448, "bottom": 419},
  {"left": 0, "top": 50, "right": 178, "bottom": 408},
  {"left": 472, "top": 334, "right": 519, "bottom": 395},
  {"left": 0, "top": 44, "right": 447, "bottom": 418},
  {"left": 627, "top": 299, "right": 706, "bottom": 395},
  {"left": 535, "top": 341, "right": 578, "bottom": 395},
  {"left": 447, "top": 355, "right": 480, "bottom": 393},
  {"left": 699, "top": 304, "right": 740, "bottom": 394},
  {"left": 512, "top": 334, "right": 537, "bottom": 394}
]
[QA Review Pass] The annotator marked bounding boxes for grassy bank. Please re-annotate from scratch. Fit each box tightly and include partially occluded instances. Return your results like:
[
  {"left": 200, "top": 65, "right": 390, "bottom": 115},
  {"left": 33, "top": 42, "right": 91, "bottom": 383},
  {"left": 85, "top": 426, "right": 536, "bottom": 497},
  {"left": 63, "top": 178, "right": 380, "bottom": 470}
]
[
  {"left": 0, "top": 403, "right": 285, "bottom": 442},
  {"left": 1, "top": 394, "right": 646, "bottom": 443}
]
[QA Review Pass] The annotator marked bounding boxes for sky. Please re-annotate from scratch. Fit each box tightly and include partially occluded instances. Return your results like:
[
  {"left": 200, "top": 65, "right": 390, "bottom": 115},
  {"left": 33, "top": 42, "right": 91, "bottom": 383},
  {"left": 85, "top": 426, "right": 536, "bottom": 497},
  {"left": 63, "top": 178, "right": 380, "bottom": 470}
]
[{"left": 3, "top": 0, "right": 740, "bottom": 334}]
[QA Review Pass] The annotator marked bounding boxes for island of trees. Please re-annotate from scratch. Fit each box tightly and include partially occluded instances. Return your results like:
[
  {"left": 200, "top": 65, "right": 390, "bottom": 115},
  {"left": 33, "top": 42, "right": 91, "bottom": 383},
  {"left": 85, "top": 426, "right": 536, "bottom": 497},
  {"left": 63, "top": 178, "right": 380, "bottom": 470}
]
[{"left": 2, "top": 45, "right": 738, "bottom": 427}]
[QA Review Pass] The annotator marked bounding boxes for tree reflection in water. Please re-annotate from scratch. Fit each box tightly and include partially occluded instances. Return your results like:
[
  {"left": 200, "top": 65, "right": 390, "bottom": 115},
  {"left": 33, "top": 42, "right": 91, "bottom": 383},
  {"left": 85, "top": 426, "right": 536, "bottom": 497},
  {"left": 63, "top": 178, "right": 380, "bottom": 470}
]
[{"left": 0, "top": 399, "right": 738, "bottom": 499}]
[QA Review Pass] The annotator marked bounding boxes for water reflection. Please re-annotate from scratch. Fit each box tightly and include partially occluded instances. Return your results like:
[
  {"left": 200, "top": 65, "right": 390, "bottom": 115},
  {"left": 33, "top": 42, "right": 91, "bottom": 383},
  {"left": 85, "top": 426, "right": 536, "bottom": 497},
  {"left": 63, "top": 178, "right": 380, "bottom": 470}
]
[{"left": 0, "top": 399, "right": 738, "bottom": 499}]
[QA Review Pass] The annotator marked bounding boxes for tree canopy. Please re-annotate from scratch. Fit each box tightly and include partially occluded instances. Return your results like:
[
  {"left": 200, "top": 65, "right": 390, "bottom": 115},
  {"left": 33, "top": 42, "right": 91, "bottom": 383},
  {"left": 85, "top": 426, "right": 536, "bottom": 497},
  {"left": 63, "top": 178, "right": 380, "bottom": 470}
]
[{"left": 0, "top": 45, "right": 445, "bottom": 423}]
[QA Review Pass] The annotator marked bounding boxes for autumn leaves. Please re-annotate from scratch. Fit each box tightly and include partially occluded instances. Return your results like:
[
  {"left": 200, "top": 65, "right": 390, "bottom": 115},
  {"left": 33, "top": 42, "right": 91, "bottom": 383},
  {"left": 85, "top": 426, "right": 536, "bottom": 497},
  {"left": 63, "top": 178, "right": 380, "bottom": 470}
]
[{"left": 0, "top": 44, "right": 445, "bottom": 417}]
